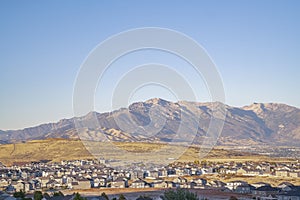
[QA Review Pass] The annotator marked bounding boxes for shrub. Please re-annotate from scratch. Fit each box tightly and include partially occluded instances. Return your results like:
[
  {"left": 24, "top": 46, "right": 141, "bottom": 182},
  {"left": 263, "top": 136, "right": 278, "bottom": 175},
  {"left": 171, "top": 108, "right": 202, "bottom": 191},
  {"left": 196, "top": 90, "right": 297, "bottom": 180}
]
[
  {"left": 13, "top": 191, "right": 25, "bottom": 199},
  {"left": 100, "top": 192, "right": 109, "bottom": 200},
  {"left": 34, "top": 191, "right": 43, "bottom": 200}
]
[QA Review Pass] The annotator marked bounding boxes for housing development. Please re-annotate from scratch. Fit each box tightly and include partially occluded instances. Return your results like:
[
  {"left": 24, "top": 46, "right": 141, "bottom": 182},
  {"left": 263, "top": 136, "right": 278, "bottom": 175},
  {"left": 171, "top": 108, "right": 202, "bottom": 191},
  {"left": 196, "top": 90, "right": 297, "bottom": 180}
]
[{"left": 0, "top": 159, "right": 300, "bottom": 200}]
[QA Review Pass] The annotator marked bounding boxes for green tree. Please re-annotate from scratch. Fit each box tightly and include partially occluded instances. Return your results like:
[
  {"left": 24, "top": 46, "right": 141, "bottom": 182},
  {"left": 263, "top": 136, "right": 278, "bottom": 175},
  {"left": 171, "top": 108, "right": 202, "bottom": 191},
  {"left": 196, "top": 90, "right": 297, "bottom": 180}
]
[
  {"left": 118, "top": 194, "right": 126, "bottom": 200},
  {"left": 161, "top": 189, "right": 199, "bottom": 200},
  {"left": 100, "top": 192, "right": 109, "bottom": 200},
  {"left": 74, "top": 193, "right": 85, "bottom": 200},
  {"left": 34, "top": 191, "right": 43, "bottom": 200},
  {"left": 13, "top": 191, "right": 25, "bottom": 199},
  {"left": 229, "top": 196, "right": 238, "bottom": 200}
]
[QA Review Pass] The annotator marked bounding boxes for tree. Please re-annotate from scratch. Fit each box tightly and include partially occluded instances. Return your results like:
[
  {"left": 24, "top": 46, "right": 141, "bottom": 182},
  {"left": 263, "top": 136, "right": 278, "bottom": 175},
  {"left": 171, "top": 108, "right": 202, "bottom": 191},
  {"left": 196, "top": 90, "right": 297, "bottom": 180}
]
[
  {"left": 118, "top": 194, "right": 126, "bottom": 200},
  {"left": 100, "top": 192, "right": 109, "bottom": 200},
  {"left": 229, "top": 196, "right": 238, "bottom": 200},
  {"left": 74, "top": 193, "right": 85, "bottom": 200},
  {"left": 34, "top": 191, "right": 43, "bottom": 200},
  {"left": 161, "top": 189, "right": 199, "bottom": 200},
  {"left": 13, "top": 191, "right": 25, "bottom": 199}
]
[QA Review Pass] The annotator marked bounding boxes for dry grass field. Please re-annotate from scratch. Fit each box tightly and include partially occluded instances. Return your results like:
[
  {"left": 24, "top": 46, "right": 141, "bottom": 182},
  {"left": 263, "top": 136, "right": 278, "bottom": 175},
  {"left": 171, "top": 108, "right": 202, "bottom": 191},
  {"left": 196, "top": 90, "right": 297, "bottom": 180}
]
[
  {"left": 0, "top": 139, "right": 93, "bottom": 165},
  {"left": 0, "top": 138, "right": 292, "bottom": 166}
]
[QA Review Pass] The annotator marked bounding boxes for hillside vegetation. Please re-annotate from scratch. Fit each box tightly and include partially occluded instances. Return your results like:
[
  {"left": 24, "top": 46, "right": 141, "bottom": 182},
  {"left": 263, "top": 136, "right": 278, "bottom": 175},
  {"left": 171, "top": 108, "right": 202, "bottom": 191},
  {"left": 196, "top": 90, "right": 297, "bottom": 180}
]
[{"left": 0, "top": 139, "right": 276, "bottom": 166}]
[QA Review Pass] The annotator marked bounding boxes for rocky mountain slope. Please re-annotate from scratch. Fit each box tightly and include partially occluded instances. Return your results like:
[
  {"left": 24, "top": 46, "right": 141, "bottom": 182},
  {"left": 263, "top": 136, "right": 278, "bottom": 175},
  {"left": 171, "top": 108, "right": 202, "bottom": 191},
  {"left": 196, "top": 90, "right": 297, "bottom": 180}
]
[{"left": 0, "top": 98, "right": 299, "bottom": 146}]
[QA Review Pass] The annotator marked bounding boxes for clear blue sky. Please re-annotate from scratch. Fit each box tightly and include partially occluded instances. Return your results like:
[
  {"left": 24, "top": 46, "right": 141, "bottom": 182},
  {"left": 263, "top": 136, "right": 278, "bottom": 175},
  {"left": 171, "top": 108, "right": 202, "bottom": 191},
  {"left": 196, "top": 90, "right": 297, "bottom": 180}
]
[{"left": 0, "top": 0, "right": 299, "bottom": 130}]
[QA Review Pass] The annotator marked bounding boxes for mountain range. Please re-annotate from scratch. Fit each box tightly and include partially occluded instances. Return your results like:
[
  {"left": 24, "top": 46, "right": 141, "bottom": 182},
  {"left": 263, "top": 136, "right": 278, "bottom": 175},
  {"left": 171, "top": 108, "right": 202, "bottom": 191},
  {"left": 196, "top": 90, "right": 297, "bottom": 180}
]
[{"left": 1, "top": 98, "right": 299, "bottom": 146}]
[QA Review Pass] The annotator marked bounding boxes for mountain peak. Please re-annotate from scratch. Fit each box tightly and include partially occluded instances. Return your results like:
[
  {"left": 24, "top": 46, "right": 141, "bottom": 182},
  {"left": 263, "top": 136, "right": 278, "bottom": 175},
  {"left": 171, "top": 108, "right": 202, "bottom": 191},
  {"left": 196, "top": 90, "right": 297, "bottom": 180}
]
[
  {"left": 243, "top": 103, "right": 266, "bottom": 114},
  {"left": 243, "top": 102, "right": 297, "bottom": 113},
  {"left": 144, "top": 98, "right": 172, "bottom": 105}
]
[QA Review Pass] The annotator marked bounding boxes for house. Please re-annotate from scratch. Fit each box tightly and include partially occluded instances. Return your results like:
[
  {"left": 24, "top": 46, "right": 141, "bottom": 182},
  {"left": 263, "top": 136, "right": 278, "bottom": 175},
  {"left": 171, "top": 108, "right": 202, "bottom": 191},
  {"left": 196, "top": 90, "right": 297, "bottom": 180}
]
[
  {"left": 77, "top": 177, "right": 91, "bottom": 189},
  {"left": 192, "top": 178, "right": 207, "bottom": 186},
  {"left": 173, "top": 177, "right": 187, "bottom": 184},
  {"left": 150, "top": 180, "right": 166, "bottom": 188},
  {"left": 158, "top": 169, "right": 168, "bottom": 177},
  {"left": 92, "top": 177, "right": 106, "bottom": 188},
  {"left": 218, "top": 167, "right": 227, "bottom": 174},
  {"left": 289, "top": 171, "right": 300, "bottom": 178},
  {"left": 208, "top": 180, "right": 226, "bottom": 188},
  {"left": 71, "top": 182, "right": 79, "bottom": 189},
  {"left": 252, "top": 186, "right": 279, "bottom": 199},
  {"left": 251, "top": 182, "right": 271, "bottom": 189},
  {"left": 11, "top": 181, "right": 24, "bottom": 192},
  {"left": 110, "top": 177, "right": 127, "bottom": 188},
  {"left": 164, "top": 181, "right": 176, "bottom": 188},
  {"left": 130, "top": 171, "right": 144, "bottom": 180},
  {"left": 179, "top": 182, "right": 190, "bottom": 188},
  {"left": 46, "top": 180, "right": 61, "bottom": 188},
  {"left": 147, "top": 171, "right": 159, "bottom": 179},
  {"left": 226, "top": 180, "right": 248, "bottom": 190},
  {"left": 0, "top": 179, "right": 9, "bottom": 189},
  {"left": 225, "top": 169, "right": 237, "bottom": 174},
  {"left": 23, "top": 182, "right": 33, "bottom": 192},
  {"left": 131, "top": 179, "right": 146, "bottom": 188},
  {"left": 235, "top": 184, "right": 254, "bottom": 194},
  {"left": 20, "top": 171, "right": 28, "bottom": 179},
  {"left": 277, "top": 182, "right": 295, "bottom": 191},
  {"left": 237, "top": 168, "right": 247, "bottom": 175},
  {"left": 10, "top": 181, "right": 33, "bottom": 193},
  {"left": 40, "top": 177, "right": 50, "bottom": 188},
  {"left": 71, "top": 177, "right": 91, "bottom": 190},
  {"left": 275, "top": 170, "right": 289, "bottom": 177},
  {"left": 175, "top": 168, "right": 184, "bottom": 176},
  {"left": 277, "top": 190, "right": 300, "bottom": 200},
  {"left": 190, "top": 178, "right": 206, "bottom": 189}
]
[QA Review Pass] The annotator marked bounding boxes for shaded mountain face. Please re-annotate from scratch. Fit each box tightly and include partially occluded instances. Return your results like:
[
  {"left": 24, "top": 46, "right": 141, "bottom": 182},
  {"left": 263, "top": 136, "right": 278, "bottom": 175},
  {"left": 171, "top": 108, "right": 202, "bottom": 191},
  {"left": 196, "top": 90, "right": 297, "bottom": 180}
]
[{"left": 0, "top": 99, "right": 299, "bottom": 146}]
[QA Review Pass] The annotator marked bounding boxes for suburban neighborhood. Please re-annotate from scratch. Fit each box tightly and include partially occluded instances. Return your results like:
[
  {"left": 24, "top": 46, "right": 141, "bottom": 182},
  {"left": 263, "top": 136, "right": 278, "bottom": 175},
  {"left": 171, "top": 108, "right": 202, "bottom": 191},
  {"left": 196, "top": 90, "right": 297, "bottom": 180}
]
[{"left": 0, "top": 159, "right": 299, "bottom": 200}]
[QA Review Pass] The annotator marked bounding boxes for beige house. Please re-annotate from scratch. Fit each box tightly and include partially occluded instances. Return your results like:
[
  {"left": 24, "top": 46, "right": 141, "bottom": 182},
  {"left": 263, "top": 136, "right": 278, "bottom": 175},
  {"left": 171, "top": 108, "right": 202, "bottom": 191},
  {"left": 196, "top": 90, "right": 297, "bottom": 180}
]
[
  {"left": 288, "top": 171, "right": 300, "bottom": 178},
  {"left": 275, "top": 170, "right": 289, "bottom": 177},
  {"left": 110, "top": 177, "right": 127, "bottom": 188}
]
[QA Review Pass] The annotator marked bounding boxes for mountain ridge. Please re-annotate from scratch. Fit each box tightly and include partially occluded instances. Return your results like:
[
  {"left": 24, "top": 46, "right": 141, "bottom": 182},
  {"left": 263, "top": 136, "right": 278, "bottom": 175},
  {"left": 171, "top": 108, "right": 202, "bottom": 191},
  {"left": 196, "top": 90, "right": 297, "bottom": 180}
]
[{"left": 0, "top": 99, "right": 299, "bottom": 146}]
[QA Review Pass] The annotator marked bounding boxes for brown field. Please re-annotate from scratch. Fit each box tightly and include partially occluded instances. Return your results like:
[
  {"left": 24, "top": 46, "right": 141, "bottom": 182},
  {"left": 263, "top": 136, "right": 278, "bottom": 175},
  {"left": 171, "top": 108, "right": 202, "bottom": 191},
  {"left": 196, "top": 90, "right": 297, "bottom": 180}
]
[
  {"left": 0, "top": 139, "right": 296, "bottom": 166},
  {"left": 0, "top": 138, "right": 282, "bottom": 166}
]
